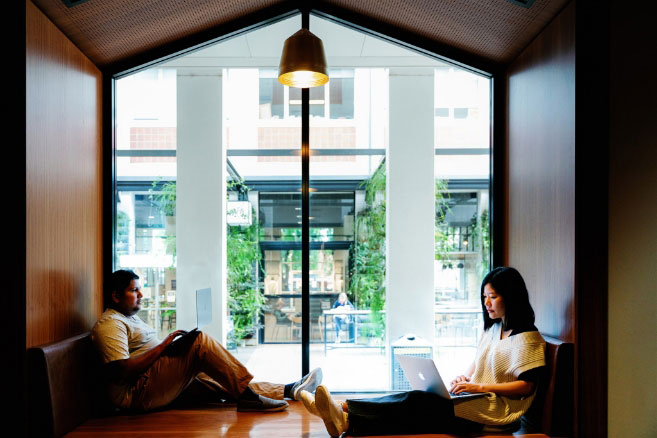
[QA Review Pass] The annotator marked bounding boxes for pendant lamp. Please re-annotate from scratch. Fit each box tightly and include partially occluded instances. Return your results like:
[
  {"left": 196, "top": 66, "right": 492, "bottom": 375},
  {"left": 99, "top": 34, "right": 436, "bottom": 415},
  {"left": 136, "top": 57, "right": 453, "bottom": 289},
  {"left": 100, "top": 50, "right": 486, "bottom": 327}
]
[{"left": 278, "top": 28, "right": 328, "bottom": 88}]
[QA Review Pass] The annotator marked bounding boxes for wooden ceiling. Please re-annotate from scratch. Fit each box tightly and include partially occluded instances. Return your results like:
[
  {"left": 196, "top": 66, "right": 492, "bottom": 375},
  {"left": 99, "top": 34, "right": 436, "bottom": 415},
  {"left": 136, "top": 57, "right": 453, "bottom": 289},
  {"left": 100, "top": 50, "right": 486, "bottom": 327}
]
[{"left": 30, "top": 0, "right": 570, "bottom": 70}]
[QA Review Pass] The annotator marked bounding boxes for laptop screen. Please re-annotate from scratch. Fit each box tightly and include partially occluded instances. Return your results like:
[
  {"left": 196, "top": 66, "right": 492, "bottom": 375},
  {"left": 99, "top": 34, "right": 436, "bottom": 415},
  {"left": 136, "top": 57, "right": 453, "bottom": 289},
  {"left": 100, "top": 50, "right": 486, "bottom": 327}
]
[{"left": 196, "top": 288, "right": 212, "bottom": 329}]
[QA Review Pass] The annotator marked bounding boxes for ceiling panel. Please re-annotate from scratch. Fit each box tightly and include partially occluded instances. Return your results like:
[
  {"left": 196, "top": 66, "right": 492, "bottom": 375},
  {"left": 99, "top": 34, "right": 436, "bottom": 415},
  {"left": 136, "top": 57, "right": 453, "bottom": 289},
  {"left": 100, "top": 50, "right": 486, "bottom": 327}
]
[
  {"left": 29, "top": 0, "right": 571, "bottom": 68},
  {"left": 322, "top": 0, "right": 571, "bottom": 63}
]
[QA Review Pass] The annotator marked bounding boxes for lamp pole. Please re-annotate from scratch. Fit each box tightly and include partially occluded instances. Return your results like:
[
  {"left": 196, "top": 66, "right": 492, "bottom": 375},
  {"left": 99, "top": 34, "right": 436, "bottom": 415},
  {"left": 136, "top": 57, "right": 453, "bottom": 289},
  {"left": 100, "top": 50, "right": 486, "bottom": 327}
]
[{"left": 301, "top": 8, "right": 310, "bottom": 377}]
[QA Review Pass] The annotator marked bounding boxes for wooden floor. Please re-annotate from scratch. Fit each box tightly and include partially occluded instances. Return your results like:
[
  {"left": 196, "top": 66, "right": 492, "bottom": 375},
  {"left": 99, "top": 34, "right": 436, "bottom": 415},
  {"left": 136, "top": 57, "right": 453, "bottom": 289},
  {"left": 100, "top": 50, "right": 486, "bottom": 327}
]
[{"left": 66, "top": 398, "right": 548, "bottom": 438}]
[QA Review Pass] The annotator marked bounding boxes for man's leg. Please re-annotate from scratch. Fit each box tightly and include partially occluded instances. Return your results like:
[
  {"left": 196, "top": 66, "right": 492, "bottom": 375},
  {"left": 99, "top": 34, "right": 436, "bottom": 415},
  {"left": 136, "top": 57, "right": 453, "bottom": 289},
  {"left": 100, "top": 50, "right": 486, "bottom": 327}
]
[
  {"left": 192, "top": 375, "right": 286, "bottom": 400},
  {"left": 249, "top": 381, "right": 284, "bottom": 400},
  {"left": 130, "top": 331, "right": 265, "bottom": 410}
]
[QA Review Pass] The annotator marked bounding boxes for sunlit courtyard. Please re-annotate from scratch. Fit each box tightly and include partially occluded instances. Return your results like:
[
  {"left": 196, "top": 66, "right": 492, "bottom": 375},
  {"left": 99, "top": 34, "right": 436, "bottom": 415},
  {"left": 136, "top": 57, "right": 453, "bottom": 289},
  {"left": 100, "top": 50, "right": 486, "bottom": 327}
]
[{"left": 233, "top": 343, "right": 476, "bottom": 393}]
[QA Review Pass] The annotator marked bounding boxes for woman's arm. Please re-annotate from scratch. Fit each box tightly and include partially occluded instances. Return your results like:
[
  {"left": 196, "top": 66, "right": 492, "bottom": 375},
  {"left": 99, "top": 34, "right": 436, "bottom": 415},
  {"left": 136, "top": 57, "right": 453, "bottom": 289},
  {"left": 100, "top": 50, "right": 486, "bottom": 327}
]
[{"left": 450, "top": 380, "right": 535, "bottom": 397}]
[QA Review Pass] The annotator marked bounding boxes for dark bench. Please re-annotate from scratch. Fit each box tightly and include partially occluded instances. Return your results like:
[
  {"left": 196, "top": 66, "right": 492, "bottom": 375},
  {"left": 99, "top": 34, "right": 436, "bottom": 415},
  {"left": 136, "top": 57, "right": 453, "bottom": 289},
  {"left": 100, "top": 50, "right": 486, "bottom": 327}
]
[
  {"left": 27, "top": 333, "right": 110, "bottom": 438},
  {"left": 519, "top": 335, "right": 574, "bottom": 436},
  {"left": 27, "top": 332, "right": 573, "bottom": 437}
]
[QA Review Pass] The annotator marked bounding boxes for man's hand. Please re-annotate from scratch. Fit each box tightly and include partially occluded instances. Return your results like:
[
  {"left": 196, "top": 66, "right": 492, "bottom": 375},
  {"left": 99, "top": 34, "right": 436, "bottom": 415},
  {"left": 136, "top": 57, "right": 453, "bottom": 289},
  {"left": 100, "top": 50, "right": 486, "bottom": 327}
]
[
  {"left": 160, "top": 330, "right": 188, "bottom": 348},
  {"left": 108, "top": 330, "right": 189, "bottom": 382}
]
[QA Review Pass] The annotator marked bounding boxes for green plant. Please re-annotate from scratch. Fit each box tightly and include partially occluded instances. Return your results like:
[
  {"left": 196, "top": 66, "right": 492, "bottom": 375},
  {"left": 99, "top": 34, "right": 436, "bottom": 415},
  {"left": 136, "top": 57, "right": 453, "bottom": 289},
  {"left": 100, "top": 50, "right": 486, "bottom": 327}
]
[
  {"left": 116, "top": 210, "right": 131, "bottom": 255},
  {"left": 472, "top": 209, "right": 490, "bottom": 279},
  {"left": 349, "top": 164, "right": 453, "bottom": 340},
  {"left": 434, "top": 179, "right": 453, "bottom": 261},
  {"left": 149, "top": 180, "right": 177, "bottom": 265},
  {"left": 350, "top": 162, "right": 387, "bottom": 339},
  {"left": 226, "top": 179, "right": 265, "bottom": 343},
  {"left": 149, "top": 180, "right": 177, "bottom": 217}
]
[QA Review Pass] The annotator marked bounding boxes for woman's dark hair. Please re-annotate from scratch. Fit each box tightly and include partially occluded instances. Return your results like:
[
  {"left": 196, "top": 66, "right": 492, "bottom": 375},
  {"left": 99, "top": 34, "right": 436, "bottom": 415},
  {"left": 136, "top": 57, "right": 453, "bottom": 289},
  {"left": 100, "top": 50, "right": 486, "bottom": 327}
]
[
  {"left": 105, "top": 269, "right": 139, "bottom": 308},
  {"left": 481, "top": 267, "right": 535, "bottom": 331}
]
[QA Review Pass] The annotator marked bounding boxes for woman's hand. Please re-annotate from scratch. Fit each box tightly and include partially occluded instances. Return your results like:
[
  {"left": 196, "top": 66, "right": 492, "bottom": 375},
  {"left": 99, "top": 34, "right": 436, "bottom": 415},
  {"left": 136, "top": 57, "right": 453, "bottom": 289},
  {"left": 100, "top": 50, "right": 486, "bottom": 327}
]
[
  {"left": 450, "top": 380, "right": 536, "bottom": 397},
  {"left": 450, "top": 382, "right": 485, "bottom": 394},
  {"left": 450, "top": 375, "right": 471, "bottom": 387}
]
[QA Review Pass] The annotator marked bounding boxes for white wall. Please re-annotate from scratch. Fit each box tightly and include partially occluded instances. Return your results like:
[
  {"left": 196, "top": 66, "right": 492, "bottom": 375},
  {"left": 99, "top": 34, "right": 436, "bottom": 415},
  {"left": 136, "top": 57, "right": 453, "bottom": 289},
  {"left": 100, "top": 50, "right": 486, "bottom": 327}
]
[
  {"left": 386, "top": 67, "right": 436, "bottom": 352},
  {"left": 176, "top": 69, "right": 227, "bottom": 344}
]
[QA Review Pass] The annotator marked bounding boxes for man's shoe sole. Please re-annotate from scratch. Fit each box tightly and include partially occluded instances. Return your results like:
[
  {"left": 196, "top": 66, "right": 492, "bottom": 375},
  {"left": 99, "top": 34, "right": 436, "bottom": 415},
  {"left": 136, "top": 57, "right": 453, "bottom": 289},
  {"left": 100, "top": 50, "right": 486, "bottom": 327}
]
[{"left": 237, "top": 395, "right": 289, "bottom": 412}]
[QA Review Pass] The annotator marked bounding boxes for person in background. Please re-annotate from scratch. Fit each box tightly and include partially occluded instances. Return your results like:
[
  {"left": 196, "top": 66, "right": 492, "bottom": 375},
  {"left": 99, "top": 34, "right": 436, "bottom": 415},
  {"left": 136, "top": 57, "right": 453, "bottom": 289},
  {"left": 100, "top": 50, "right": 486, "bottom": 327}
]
[
  {"left": 331, "top": 292, "right": 353, "bottom": 343},
  {"left": 92, "top": 269, "right": 322, "bottom": 413},
  {"left": 300, "top": 267, "right": 546, "bottom": 437}
]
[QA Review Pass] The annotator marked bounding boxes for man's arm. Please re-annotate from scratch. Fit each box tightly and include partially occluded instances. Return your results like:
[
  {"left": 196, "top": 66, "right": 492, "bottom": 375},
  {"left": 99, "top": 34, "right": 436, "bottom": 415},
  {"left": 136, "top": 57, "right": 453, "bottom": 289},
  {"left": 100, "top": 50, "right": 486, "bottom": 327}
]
[{"left": 105, "top": 330, "right": 186, "bottom": 382}]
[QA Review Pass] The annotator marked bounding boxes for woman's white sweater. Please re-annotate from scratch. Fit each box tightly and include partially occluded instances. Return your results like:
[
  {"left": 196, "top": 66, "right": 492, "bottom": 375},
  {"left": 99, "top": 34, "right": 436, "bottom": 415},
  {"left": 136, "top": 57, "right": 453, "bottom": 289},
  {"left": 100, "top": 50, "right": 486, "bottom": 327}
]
[{"left": 453, "top": 322, "right": 546, "bottom": 425}]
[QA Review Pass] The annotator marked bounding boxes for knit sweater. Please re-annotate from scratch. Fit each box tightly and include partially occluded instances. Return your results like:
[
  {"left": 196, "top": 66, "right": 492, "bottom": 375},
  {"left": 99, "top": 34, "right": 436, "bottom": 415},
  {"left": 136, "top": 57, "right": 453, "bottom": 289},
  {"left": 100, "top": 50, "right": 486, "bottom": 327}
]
[{"left": 453, "top": 322, "right": 546, "bottom": 425}]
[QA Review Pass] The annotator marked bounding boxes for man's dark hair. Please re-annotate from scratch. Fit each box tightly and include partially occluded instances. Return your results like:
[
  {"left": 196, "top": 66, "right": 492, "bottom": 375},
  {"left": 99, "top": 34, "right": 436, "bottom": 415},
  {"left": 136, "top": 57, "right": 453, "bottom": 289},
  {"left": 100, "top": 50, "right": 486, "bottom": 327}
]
[
  {"left": 480, "top": 267, "right": 535, "bottom": 332},
  {"left": 105, "top": 269, "right": 139, "bottom": 308}
]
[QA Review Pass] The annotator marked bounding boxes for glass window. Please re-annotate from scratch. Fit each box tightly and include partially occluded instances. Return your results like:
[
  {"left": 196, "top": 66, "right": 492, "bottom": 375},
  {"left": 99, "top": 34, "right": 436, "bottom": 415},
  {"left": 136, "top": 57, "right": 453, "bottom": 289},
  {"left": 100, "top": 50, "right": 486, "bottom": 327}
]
[
  {"left": 290, "top": 86, "right": 326, "bottom": 118},
  {"left": 453, "top": 108, "right": 469, "bottom": 119},
  {"left": 259, "top": 71, "right": 284, "bottom": 119},
  {"left": 329, "top": 70, "right": 354, "bottom": 119},
  {"left": 113, "top": 14, "right": 491, "bottom": 391},
  {"left": 259, "top": 192, "right": 355, "bottom": 242}
]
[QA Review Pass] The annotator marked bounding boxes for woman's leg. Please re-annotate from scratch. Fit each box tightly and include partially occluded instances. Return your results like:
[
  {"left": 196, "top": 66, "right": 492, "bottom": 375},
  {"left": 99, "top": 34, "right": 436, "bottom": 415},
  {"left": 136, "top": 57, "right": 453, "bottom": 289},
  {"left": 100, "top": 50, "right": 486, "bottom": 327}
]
[{"left": 346, "top": 390, "right": 460, "bottom": 436}]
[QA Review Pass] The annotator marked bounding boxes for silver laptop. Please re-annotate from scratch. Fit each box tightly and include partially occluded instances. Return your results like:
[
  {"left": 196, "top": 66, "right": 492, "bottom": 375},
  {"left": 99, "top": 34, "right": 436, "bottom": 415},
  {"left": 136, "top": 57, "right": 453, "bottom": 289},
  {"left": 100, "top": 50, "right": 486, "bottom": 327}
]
[
  {"left": 396, "top": 355, "right": 486, "bottom": 400},
  {"left": 167, "top": 288, "right": 212, "bottom": 352}
]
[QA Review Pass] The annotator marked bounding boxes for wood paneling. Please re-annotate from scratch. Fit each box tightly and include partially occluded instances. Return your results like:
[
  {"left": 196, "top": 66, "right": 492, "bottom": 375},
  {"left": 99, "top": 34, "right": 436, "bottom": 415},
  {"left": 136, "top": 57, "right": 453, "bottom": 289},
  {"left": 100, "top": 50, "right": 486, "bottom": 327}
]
[
  {"left": 505, "top": 2, "right": 575, "bottom": 342},
  {"left": 506, "top": 2, "right": 611, "bottom": 436},
  {"left": 608, "top": 2, "right": 657, "bottom": 436},
  {"left": 26, "top": 0, "right": 103, "bottom": 348},
  {"left": 29, "top": 0, "right": 570, "bottom": 68}
]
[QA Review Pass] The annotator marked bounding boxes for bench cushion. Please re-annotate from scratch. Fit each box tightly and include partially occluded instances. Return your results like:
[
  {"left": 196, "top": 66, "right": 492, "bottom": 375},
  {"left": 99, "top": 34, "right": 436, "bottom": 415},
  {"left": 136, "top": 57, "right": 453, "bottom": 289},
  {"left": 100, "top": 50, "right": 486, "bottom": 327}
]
[
  {"left": 520, "top": 335, "right": 574, "bottom": 436},
  {"left": 27, "top": 332, "right": 109, "bottom": 438}
]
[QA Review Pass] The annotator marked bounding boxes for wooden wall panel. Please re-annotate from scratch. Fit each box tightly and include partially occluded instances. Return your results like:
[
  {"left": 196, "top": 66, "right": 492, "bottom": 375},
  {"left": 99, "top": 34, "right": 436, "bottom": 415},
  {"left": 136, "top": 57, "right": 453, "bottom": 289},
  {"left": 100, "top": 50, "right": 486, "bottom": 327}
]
[
  {"left": 26, "top": 0, "right": 103, "bottom": 348},
  {"left": 505, "top": 2, "right": 575, "bottom": 342},
  {"left": 608, "top": 2, "right": 657, "bottom": 435}
]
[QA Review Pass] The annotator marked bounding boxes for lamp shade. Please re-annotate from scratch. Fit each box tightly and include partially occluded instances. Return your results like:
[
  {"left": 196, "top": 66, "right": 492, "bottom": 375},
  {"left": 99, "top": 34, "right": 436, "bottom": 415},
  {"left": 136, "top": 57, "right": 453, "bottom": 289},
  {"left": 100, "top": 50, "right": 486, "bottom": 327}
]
[{"left": 278, "top": 28, "right": 328, "bottom": 88}]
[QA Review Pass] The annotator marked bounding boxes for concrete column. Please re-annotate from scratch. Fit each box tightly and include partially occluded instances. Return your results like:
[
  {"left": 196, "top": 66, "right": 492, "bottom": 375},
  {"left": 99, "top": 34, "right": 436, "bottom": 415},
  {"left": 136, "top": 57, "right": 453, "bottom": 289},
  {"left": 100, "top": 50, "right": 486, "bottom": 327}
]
[
  {"left": 176, "top": 69, "right": 227, "bottom": 344},
  {"left": 386, "top": 67, "right": 435, "bottom": 349}
]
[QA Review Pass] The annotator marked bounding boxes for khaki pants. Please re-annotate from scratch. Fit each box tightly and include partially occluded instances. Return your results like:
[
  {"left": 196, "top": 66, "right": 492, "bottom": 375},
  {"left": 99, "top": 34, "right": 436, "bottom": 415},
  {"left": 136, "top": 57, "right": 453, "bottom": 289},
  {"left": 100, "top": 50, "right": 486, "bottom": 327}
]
[{"left": 128, "top": 331, "right": 284, "bottom": 411}]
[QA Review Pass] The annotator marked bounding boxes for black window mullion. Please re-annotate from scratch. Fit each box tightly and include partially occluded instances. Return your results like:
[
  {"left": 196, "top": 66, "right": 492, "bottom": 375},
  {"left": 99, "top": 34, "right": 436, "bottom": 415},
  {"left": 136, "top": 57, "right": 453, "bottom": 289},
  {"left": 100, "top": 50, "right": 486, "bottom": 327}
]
[{"left": 301, "top": 8, "right": 311, "bottom": 377}]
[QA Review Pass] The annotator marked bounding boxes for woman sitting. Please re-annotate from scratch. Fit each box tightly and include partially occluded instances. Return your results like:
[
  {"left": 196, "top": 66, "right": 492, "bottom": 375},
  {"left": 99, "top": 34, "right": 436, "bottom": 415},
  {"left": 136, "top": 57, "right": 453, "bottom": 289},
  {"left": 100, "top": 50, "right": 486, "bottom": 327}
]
[
  {"left": 300, "top": 267, "right": 546, "bottom": 437},
  {"left": 332, "top": 292, "right": 354, "bottom": 343}
]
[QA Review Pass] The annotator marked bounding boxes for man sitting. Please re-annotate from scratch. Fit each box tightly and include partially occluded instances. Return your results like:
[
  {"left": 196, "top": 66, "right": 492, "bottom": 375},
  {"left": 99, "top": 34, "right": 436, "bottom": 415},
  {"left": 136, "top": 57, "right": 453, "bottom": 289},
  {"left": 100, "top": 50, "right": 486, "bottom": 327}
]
[{"left": 91, "top": 270, "right": 321, "bottom": 412}]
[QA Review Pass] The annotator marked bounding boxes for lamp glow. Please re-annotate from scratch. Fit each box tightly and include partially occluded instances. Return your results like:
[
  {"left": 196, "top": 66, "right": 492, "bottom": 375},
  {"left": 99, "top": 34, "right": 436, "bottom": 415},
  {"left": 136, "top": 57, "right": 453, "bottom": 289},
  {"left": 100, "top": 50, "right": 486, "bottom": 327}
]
[{"left": 278, "top": 29, "right": 328, "bottom": 88}]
